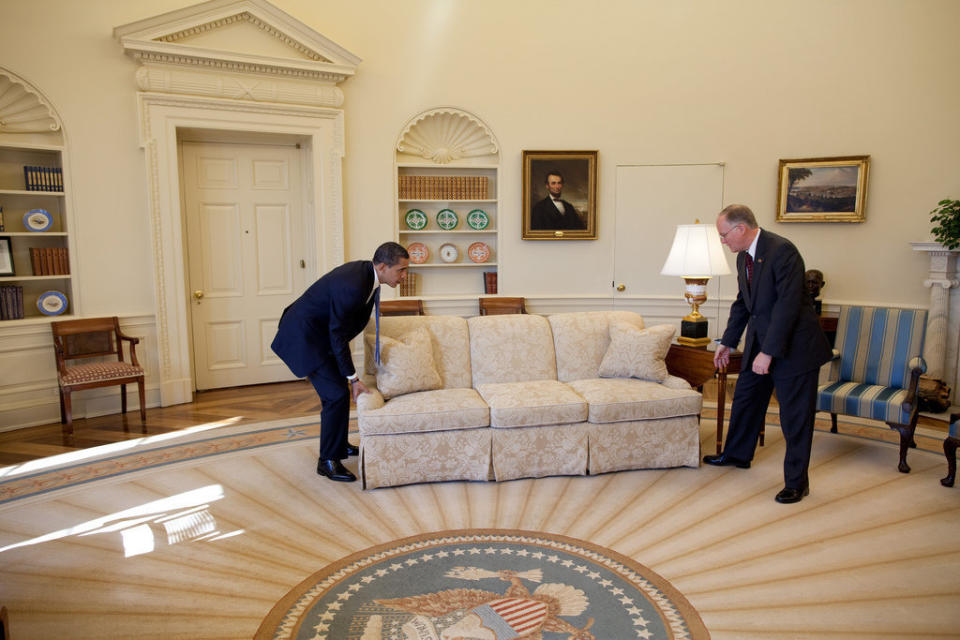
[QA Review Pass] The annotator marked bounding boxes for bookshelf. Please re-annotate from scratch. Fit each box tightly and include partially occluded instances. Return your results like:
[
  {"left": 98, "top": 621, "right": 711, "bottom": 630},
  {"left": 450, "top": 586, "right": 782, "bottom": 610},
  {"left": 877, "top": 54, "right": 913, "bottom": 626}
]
[
  {"left": 394, "top": 108, "right": 501, "bottom": 298},
  {"left": 0, "top": 141, "right": 73, "bottom": 322}
]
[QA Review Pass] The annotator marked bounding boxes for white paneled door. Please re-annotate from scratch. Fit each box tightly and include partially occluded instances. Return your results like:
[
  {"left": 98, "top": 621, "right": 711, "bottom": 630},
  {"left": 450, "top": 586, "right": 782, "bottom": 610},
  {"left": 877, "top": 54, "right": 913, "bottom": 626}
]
[{"left": 182, "top": 141, "right": 307, "bottom": 390}]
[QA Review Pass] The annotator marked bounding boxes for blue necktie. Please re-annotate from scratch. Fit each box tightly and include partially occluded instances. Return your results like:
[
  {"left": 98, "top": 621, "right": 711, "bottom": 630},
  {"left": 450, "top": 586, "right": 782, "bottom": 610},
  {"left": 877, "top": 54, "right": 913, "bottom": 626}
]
[{"left": 374, "top": 287, "right": 381, "bottom": 365}]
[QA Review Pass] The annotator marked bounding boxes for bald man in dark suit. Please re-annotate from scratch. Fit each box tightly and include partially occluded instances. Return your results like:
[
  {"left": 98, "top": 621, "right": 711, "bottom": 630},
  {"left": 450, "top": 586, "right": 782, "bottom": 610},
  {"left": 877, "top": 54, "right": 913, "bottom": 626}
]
[
  {"left": 271, "top": 242, "right": 409, "bottom": 482},
  {"left": 706, "top": 205, "right": 832, "bottom": 503}
]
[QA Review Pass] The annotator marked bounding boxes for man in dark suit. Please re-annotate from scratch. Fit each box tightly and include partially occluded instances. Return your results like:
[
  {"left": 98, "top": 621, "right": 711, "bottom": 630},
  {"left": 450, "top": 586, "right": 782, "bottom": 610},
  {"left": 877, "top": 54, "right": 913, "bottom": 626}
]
[
  {"left": 530, "top": 171, "right": 586, "bottom": 230},
  {"left": 271, "top": 242, "right": 409, "bottom": 482},
  {"left": 705, "top": 205, "right": 832, "bottom": 503}
]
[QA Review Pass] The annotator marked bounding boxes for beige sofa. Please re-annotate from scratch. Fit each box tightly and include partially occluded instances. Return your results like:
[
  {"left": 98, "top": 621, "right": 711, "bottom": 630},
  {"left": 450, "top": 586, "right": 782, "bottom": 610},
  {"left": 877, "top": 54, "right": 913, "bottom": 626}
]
[{"left": 357, "top": 311, "right": 702, "bottom": 489}]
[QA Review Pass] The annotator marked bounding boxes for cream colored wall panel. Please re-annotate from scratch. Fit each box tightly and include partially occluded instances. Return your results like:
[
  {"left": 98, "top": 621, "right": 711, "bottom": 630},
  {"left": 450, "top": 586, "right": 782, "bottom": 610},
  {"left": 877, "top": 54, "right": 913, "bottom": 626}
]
[
  {"left": 259, "top": 318, "right": 283, "bottom": 366},
  {"left": 254, "top": 204, "right": 292, "bottom": 294},
  {"left": 205, "top": 320, "right": 245, "bottom": 370}
]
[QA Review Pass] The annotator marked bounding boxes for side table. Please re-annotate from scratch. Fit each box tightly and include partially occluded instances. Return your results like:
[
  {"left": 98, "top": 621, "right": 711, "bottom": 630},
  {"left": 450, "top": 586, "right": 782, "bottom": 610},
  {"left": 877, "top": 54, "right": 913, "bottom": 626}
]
[{"left": 665, "top": 342, "right": 744, "bottom": 455}]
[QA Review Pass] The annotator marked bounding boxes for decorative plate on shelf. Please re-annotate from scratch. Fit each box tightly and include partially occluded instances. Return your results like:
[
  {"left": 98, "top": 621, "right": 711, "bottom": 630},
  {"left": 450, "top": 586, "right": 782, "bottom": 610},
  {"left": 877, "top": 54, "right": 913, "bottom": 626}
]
[
  {"left": 37, "top": 290, "right": 68, "bottom": 316},
  {"left": 466, "top": 208, "right": 490, "bottom": 230},
  {"left": 438, "top": 243, "right": 459, "bottom": 263},
  {"left": 24, "top": 208, "right": 53, "bottom": 232},
  {"left": 407, "top": 242, "right": 429, "bottom": 264},
  {"left": 404, "top": 209, "right": 428, "bottom": 230},
  {"left": 467, "top": 241, "right": 491, "bottom": 263},
  {"left": 436, "top": 209, "right": 459, "bottom": 230}
]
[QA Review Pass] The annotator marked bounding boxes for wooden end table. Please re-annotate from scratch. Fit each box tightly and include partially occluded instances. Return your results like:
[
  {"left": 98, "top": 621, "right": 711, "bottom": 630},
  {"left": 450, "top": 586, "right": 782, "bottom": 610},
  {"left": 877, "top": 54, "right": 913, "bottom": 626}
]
[{"left": 665, "top": 342, "right": 743, "bottom": 455}]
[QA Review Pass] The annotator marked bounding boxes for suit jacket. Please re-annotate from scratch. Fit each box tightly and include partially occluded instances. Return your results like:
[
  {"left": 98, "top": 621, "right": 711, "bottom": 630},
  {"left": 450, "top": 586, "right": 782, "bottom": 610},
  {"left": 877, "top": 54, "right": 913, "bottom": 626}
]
[
  {"left": 531, "top": 196, "right": 586, "bottom": 230},
  {"left": 271, "top": 260, "right": 376, "bottom": 379},
  {"left": 720, "top": 229, "right": 831, "bottom": 377}
]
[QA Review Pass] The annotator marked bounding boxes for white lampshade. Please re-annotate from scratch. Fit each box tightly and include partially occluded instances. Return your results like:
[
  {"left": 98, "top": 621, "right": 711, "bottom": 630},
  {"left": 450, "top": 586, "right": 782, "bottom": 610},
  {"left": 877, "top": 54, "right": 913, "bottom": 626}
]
[{"left": 660, "top": 224, "right": 732, "bottom": 277}]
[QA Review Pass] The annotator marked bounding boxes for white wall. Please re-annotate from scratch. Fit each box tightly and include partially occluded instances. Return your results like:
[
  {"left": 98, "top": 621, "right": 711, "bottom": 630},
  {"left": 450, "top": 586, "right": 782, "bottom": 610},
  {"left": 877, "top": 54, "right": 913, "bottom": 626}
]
[{"left": 0, "top": 0, "right": 956, "bottom": 316}]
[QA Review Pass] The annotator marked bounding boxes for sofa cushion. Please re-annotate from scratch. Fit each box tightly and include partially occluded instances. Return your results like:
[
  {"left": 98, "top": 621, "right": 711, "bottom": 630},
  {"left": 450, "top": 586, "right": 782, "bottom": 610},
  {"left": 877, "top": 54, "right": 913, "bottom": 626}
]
[
  {"left": 598, "top": 322, "right": 676, "bottom": 383},
  {"left": 358, "top": 388, "right": 489, "bottom": 435},
  {"left": 476, "top": 380, "right": 587, "bottom": 428},
  {"left": 364, "top": 315, "right": 472, "bottom": 389},
  {"left": 548, "top": 311, "right": 647, "bottom": 382},
  {"left": 568, "top": 378, "right": 701, "bottom": 423},
  {"left": 468, "top": 314, "right": 558, "bottom": 385},
  {"left": 369, "top": 326, "right": 442, "bottom": 399}
]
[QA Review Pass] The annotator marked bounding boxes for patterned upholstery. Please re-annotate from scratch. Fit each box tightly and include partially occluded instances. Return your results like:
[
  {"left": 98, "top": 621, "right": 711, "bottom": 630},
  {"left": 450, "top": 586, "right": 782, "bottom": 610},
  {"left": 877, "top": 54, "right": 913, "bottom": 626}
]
[
  {"left": 567, "top": 378, "right": 702, "bottom": 423},
  {"left": 358, "top": 388, "right": 489, "bottom": 435},
  {"left": 59, "top": 362, "right": 144, "bottom": 386},
  {"left": 817, "top": 306, "right": 927, "bottom": 425},
  {"left": 360, "top": 429, "right": 492, "bottom": 489},
  {"left": 476, "top": 380, "right": 587, "bottom": 428},
  {"left": 548, "top": 311, "right": 646, "bottom": 382},
  {"left": 467, "top": 314, "right": 558, "bottom": 385},
  {"left": 364, "top": 315, "right": 472, "bottom": 389}
]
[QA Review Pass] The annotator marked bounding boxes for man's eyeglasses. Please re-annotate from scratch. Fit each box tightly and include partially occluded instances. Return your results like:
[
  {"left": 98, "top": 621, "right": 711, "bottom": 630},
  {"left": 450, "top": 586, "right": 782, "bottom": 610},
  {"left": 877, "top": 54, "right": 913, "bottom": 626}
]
[{"left": 719, "top": 224, "right": 742, "bottom": 239}]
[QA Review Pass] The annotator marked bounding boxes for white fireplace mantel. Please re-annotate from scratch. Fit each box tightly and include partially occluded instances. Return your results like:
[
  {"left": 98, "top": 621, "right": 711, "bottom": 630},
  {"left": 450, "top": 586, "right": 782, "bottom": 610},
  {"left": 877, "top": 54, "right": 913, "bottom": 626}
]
[{"left": 911, "top": 242, "right": 960, "bottom": 400}]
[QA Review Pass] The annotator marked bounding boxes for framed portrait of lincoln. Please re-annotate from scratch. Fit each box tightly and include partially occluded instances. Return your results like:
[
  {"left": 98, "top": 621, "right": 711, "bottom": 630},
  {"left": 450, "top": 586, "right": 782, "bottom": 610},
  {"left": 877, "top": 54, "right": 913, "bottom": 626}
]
[{"left": 522, "top": 150, "right": 597, "bottom": 240}]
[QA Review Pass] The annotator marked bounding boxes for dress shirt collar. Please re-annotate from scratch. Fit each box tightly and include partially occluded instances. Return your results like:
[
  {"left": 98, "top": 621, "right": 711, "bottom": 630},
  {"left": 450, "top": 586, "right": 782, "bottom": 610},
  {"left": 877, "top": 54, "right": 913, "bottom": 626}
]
[
  {"left": 747, "top": 227, "right": 761, "bottom": 259},
  {"left": 367, "top": 265, "right": 381, "bottom": 303}
]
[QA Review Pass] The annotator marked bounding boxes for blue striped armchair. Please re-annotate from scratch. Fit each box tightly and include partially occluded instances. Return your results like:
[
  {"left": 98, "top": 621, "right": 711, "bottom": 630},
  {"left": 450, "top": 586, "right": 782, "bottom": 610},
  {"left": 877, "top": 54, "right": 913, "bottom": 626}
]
[{"left": 817, "top": 306, "right": 927, "bottom": 473}]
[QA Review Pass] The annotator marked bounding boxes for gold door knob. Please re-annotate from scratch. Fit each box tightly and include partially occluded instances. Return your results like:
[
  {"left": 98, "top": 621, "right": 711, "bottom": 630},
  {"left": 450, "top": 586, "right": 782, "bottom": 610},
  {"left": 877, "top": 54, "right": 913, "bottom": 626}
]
[
  {"left": 193, "top": 290, "right": 204, "bottom": 301},
  {"left": 616, "top": 284, "right": 626, "bottom": 292}
]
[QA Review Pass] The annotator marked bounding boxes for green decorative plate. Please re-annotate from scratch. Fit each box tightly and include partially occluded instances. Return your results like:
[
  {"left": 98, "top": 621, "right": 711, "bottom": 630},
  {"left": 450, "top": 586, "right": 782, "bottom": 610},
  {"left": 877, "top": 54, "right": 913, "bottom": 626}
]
[
  {"left": 404, "top": 209, "right": 428, "bottom": 230},
  {"left": 436, "top": 208, "right": 459, "bottom": 230},
  {"left": 466, "top": 208, "right": 490, "bottom": 230}
]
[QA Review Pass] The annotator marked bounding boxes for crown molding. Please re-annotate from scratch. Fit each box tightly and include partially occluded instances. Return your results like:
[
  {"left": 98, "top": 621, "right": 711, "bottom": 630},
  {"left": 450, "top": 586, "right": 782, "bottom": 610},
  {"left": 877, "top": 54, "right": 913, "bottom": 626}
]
[{"left": 0, "top": 67, "right": 62, "bottom": 134}]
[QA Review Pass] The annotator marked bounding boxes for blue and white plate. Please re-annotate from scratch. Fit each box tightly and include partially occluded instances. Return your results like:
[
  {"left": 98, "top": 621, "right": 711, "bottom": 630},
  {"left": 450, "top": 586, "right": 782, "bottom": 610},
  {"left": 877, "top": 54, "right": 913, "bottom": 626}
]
[
  {"left": 37, "top": 290, "right": 68, "bottom": 316},
  {"left": 24, "top": 209, "right": 53, "bottom": 232}
]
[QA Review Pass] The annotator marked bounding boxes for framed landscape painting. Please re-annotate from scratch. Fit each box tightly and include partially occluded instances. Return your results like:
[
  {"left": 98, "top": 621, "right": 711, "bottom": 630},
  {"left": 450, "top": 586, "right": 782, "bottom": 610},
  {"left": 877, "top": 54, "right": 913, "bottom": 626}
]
[{"left": 776, "top": 155, "right": 870, "bottom": 222}]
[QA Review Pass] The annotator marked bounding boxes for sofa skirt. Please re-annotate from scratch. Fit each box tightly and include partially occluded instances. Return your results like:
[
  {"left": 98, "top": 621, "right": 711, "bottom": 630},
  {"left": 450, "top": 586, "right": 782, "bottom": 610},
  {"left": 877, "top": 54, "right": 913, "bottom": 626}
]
[
  {"left": 360, "top": 428, "right": 492, "bottom": 489},
  {"left": 492, "top": 423, "right": 589, "bottom": 482},
  {"left": 586, "top": 415, "right": 701, "bottom": 474}
]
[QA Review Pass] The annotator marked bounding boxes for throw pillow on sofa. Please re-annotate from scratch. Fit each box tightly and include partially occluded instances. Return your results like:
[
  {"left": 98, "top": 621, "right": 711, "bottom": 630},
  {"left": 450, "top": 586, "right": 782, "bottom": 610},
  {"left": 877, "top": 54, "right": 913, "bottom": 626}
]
[
  {"left": 598, "top": 322, "right": 676, "bottom": 382},
  {"left": 368, "top": 326, "right": 442, "bottom": 399}
]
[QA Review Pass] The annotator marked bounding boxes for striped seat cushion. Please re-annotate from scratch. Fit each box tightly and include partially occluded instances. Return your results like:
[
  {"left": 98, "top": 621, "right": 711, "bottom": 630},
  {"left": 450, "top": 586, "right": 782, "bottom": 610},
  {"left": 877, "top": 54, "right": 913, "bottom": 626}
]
[
  {"left": 60, "top": 362, "right": 143, "bottom": 386},
  {"left": 817, "top": 381, "right": 911, "bottom": 424}
]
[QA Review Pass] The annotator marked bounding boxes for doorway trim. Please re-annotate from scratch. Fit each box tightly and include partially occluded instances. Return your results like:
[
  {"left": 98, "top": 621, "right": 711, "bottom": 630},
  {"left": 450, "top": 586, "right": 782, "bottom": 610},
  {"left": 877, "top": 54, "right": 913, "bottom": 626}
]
[{"left": 115, "top": 0, "right": 359, "bottom": 406}]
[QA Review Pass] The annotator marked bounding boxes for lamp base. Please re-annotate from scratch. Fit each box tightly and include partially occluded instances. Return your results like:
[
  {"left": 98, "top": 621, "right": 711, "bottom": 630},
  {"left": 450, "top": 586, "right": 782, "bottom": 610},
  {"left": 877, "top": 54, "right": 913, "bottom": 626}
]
[{"left": 678, "top": 317, "right": 711, "bottom": 347}]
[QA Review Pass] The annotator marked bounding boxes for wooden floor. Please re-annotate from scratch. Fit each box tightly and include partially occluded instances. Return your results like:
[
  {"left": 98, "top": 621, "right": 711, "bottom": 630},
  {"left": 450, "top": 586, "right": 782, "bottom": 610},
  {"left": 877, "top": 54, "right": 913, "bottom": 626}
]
[
  {"left": 0, "top": 379, "right": 949, "bottom": 467},
  {"left": 0, "top": 380, "right": 323, "bottom": 466}
]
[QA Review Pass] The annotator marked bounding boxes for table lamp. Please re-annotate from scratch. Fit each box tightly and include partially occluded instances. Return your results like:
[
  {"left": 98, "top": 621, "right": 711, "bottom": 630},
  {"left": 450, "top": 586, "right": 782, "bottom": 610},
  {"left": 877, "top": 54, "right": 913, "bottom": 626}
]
[{"left": 660, "top": 223, "right": 731, "bottom": 346}]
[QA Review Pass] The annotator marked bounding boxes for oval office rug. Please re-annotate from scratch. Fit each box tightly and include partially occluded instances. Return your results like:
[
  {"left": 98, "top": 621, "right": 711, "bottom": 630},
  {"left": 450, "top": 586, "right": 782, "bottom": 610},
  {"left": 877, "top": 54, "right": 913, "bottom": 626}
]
[{"left": 257, "top": 529, "right": 708, "bottom": 640}]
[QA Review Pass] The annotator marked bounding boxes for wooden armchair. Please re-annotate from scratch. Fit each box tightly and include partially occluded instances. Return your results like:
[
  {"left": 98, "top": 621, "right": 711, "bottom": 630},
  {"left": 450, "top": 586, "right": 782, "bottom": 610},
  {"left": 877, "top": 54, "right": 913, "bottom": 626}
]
[
  {"left": 479, "top": 297, "right": 527, "bottom": 316},
  {"left": 51, "top": 317, "right": 146, "bottom": 436},
  {"left": 380, "top": 299, "right": 425, "bottom": 316},
  {"left": 817, "top": 306, "right": 927, "bottom": 473}
]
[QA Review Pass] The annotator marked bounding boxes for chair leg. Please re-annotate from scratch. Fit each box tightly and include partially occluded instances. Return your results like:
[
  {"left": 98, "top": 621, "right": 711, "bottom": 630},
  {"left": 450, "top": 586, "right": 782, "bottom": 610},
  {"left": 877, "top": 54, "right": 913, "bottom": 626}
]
[
  {"left": 942, "top": 437, "right": 958, "bottom": 487},
  {"left": 137, "top": 378, "right": 146, "bottom": 433},
  {"left": 58, "top": 387, "right": 66, "bottom": 424},
  {"left": 121, "top": 383, "right": 128, "bottom": 415},
  {"left": 830, "top": 413, "right": 838, "bottom": 433},
  {"left": 62, "top": 389, "right": 74, "bottom": 438},
  {"left": 888, "top": 421, "right": 915, "bottom": 474}
]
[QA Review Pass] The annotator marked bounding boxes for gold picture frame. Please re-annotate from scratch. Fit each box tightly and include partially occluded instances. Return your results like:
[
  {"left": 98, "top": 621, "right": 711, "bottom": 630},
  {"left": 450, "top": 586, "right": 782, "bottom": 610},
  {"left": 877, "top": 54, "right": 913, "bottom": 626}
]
[
  {"left": 776, "top": 155, "right": 869, "bottom": 222},
  {"left": 522, "top": 150, "right": 598, "bottom": 239}
]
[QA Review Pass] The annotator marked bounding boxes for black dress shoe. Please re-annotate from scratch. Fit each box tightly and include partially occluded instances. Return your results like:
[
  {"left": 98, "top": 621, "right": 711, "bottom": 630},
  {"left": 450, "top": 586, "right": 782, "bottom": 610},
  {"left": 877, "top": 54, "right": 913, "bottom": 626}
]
[
  {"left": 346, "top": 444, "right": 359, "bottom": 457},
  {"left": 775, "top": 486, "right": 809, "bottom": 504},
  {"left": 317, "top": 458, "right": 356, "bottom": 482},
  {"left": 703, "top": 454, "right": 751, "bottom": 469}
]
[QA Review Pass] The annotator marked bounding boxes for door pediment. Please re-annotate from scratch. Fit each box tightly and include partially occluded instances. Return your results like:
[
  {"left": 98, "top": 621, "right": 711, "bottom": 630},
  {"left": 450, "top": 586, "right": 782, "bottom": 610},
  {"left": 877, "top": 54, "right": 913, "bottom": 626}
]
[{"left": 114, "top": 0, "right": 360, "bottom": 83}]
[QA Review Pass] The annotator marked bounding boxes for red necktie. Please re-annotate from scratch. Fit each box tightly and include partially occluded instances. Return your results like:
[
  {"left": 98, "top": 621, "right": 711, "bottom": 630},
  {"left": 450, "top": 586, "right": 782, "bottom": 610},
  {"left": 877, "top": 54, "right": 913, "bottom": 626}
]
[{"left": 744, "top": 253, "right": 754, "bottom": 285}]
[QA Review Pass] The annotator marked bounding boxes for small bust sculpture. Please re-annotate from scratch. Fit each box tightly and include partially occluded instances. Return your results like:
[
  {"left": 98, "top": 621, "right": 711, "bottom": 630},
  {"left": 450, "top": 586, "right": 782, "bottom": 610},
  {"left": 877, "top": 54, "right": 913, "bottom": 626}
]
[{"left": 805, "top": 269, "right": 825, "bottom": 315}]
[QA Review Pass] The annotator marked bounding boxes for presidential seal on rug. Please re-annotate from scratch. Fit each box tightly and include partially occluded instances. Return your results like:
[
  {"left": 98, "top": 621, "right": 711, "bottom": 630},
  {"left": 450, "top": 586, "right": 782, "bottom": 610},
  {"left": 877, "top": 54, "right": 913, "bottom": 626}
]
[{"left": 257, "top": 529, "right": 708, "bottom": 640}]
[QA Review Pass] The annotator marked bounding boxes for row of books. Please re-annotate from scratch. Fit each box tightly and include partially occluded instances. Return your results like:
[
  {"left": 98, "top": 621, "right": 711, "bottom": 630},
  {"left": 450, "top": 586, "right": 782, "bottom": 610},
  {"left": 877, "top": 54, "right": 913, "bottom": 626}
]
[
  {"left": 30, "top": 247, "right": 70, "bottom": 275},
  {"left": 399, "top": 175, "right": 489, "bottom": 200},
  {"left": 0, "top": 285, "right": 24, "bottom": 320},
  {"left": 23, "top": 166, "right": 64, "bottom": 192},
  {"left": 483, "top": 271, "right": 498, "bottom": 294},
  {"left": 398, "top": 272, "right": 418, "bottom": 297}
]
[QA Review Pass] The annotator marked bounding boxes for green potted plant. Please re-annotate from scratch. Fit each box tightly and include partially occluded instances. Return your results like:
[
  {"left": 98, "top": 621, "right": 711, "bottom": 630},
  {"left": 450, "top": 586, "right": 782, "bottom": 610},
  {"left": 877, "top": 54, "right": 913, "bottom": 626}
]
[{"left": 930, "top": 199, "right": 960, "bottom": 249}]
